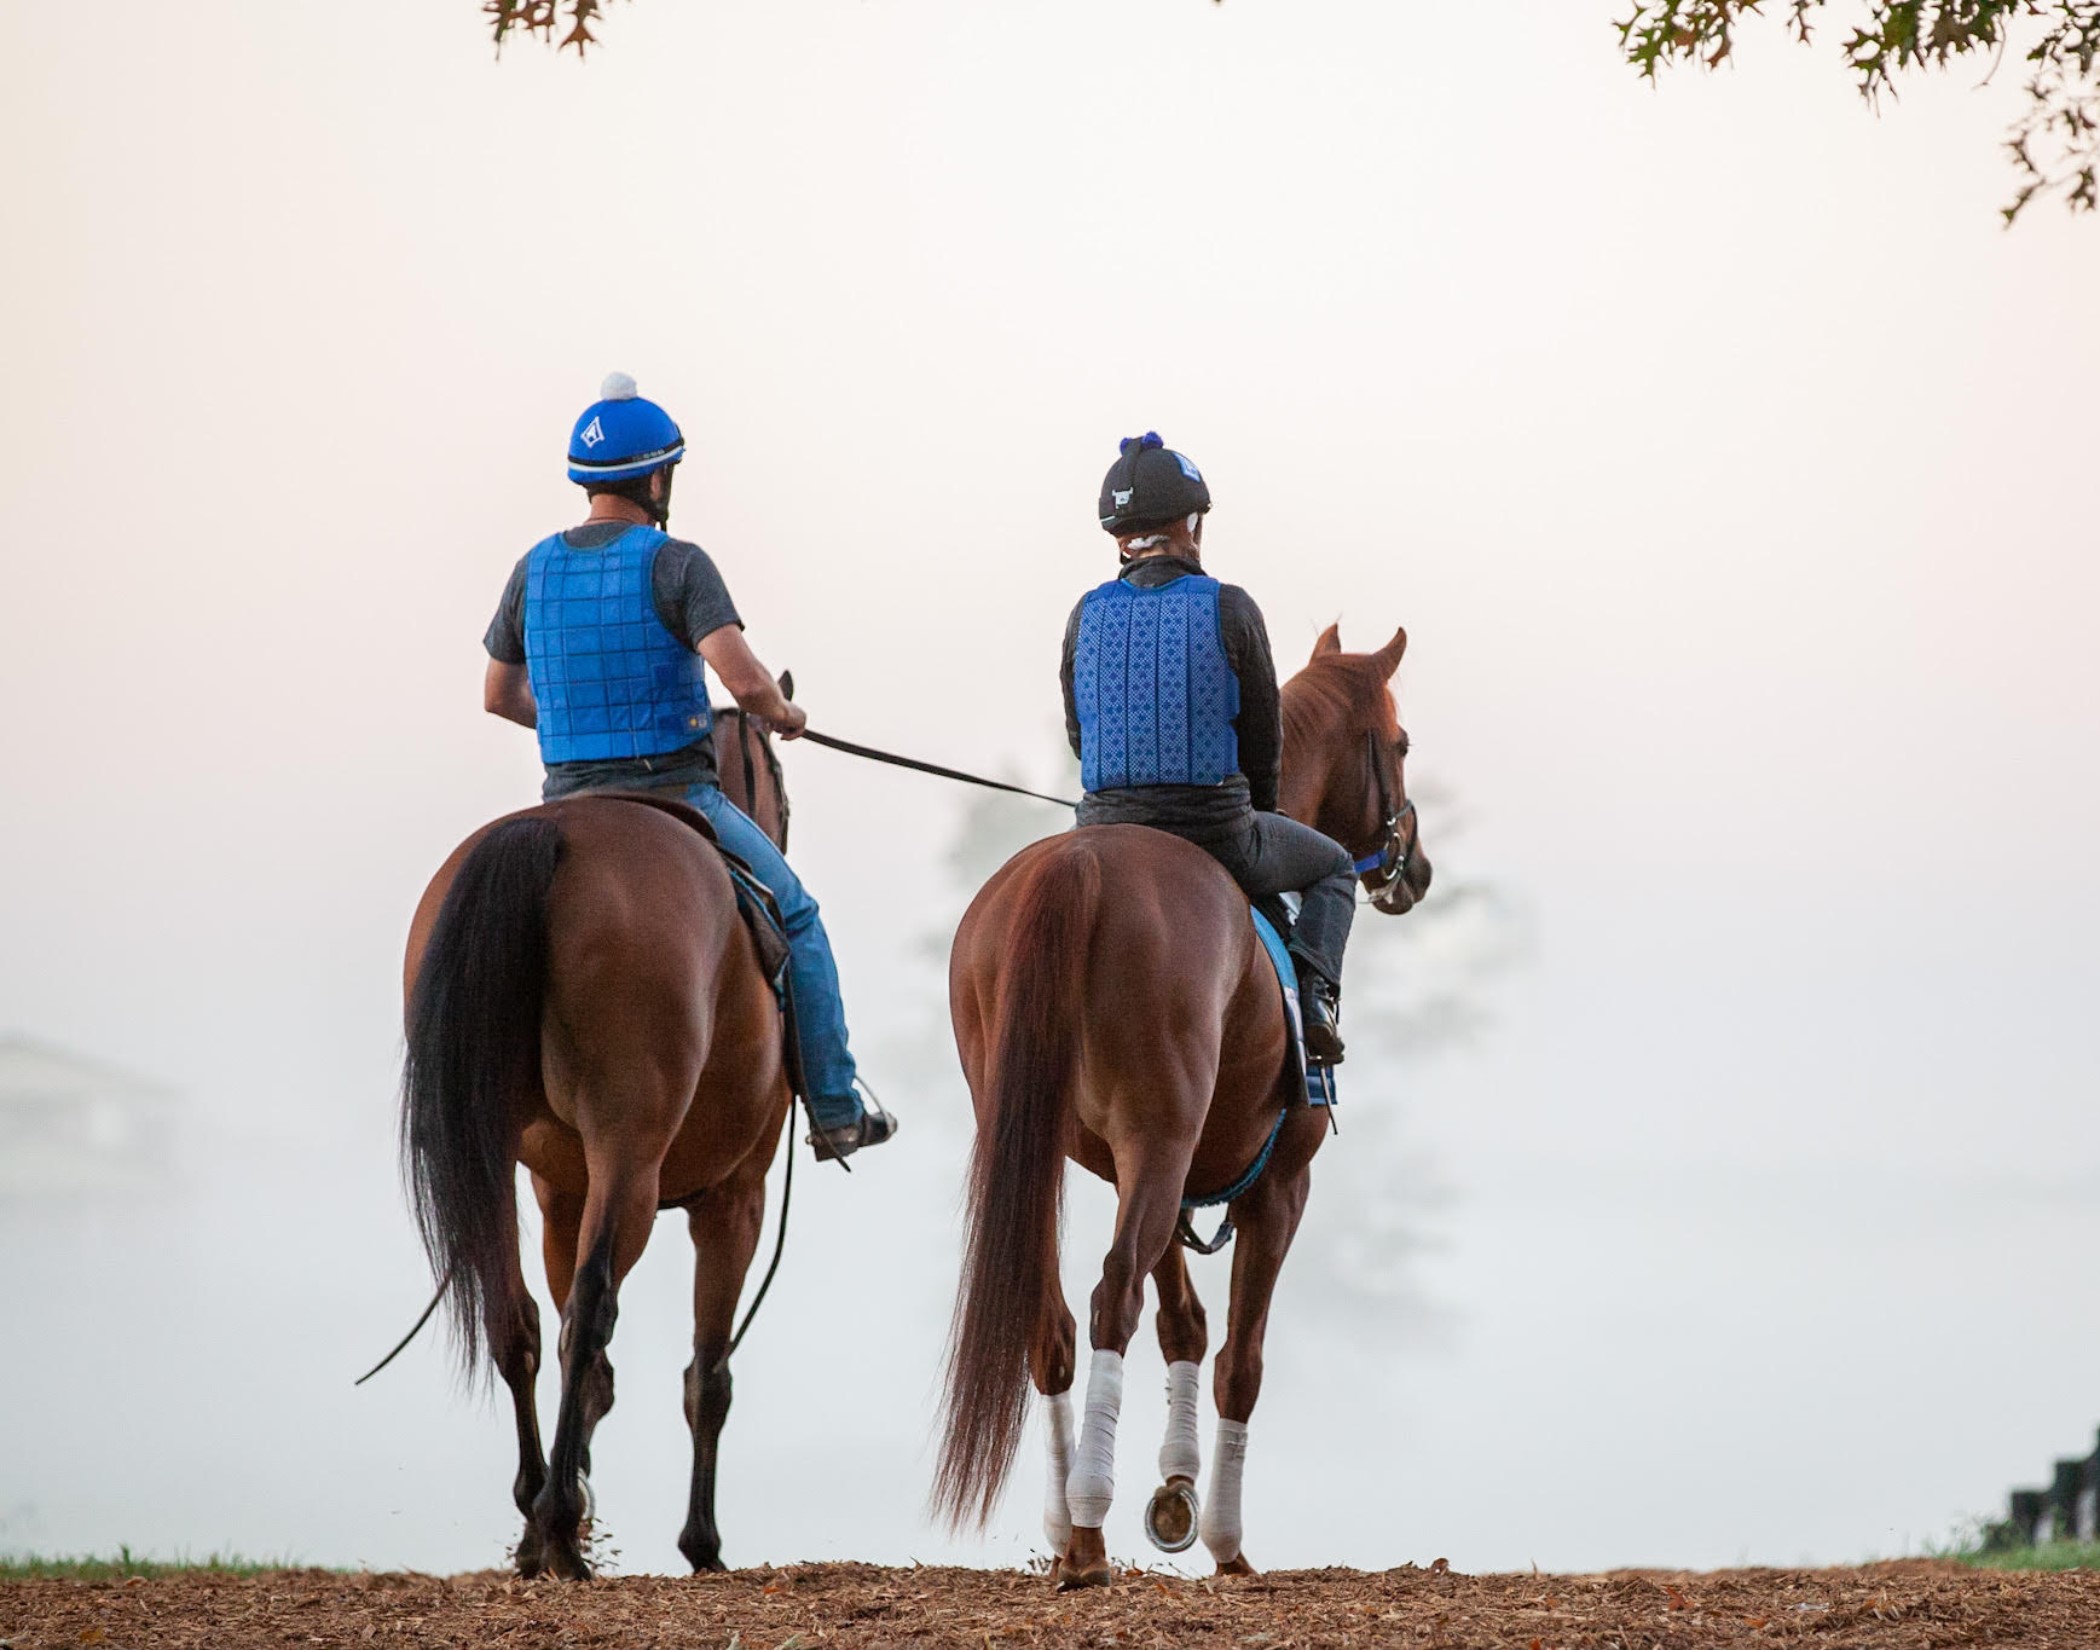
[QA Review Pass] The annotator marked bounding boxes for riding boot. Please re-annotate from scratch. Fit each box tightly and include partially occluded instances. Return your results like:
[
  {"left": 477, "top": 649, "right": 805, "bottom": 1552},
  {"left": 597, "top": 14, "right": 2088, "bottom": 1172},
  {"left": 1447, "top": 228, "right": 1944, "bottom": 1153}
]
[
  {"left": 1297, "top": 967, "right": 1345, "bottom": 1066},
  {"left": 808, "top": 1089, "right": 900, "bottom": 1162}
]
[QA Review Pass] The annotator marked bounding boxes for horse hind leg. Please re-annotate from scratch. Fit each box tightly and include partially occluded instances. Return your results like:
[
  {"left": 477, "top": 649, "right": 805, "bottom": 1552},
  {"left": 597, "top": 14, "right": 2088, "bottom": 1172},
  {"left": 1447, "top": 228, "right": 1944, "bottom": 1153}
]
[
  {"left": 532, "top": 1168, "right": 657, "bottom": 1581},
  {"left": 1031, "top": 1271, "right": 1079, "bottom": 1573},
  {"left": 1142, "top": 1243, "right": 1209, "bottom": 1556},
  {"left": 487, "top": 1249, "right": 549, "bottom": 1578},
  {"left": 1061, "top": 1141, "right": 1196, "bottom": 1590}
]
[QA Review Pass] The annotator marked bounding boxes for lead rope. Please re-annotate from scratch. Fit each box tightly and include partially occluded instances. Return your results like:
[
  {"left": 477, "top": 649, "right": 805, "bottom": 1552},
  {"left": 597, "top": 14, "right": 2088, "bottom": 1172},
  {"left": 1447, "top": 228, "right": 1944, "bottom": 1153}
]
[
  {"left": 353, "top": 1268, "right": 452, "bottom": 1386},
  {"left": 712, "top": 1097, "right": 796, "bottom": 1373},
  {"left": 797, "top": 729, "right": 1077, "bottom": 808}
]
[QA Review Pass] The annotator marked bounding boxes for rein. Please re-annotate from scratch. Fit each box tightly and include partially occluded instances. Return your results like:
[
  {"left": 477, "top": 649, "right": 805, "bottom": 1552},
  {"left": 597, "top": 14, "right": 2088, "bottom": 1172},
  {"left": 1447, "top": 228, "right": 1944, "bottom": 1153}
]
[{"left": 798, "top": 729, "right": 1078, "bottom": 809}]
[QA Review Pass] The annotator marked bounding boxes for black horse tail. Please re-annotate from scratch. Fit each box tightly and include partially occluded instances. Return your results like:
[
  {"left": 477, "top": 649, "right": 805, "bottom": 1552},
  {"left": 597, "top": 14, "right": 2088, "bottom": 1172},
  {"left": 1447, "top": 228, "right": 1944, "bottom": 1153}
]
[
  {"left": 400, "top": 815, "right": 564, "bottom": 1379},
  {"left": 934, "top": 843, "right": 1097, "bottom": 1530}
]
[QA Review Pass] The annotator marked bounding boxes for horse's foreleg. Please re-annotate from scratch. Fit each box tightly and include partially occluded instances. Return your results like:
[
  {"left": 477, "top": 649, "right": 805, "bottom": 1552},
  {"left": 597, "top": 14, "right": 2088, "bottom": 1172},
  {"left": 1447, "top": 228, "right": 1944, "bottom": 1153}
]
[
  {"left": 532, "top": 1167, "right": 657, "bottom": 1581},
  {"left": 1030, "top": 1271, "right": 1079, "bottom": 1563},
  {"left": 1202, "top": 1161, "right": 1311, "bottom": 1577},
  {"left": 1142, "top": 1244, "right": 1209, "bottom": 1555},
  {"left": 678, "top": 1145, "right": 771, "bottom": 1574},
  {"left": 1063, "top": 1145, "right": 1194, "bottom": 1590}
]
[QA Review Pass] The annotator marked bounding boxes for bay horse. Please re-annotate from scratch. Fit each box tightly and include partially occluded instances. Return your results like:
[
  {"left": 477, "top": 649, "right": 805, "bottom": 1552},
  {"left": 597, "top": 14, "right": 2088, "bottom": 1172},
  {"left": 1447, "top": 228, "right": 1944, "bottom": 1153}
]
[
  {"left": 398, "top": 703, "right": 793, "bottom": 1580},
  {"left": 937, "top": 623, "right": 1431, "bottom": 1586}
]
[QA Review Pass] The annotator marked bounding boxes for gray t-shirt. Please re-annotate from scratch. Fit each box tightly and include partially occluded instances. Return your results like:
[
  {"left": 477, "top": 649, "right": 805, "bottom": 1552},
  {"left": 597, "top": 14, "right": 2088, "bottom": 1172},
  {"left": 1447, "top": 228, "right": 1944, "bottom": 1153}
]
[{"left": 484, "top": 522, "right": 743, "bottom": 798}]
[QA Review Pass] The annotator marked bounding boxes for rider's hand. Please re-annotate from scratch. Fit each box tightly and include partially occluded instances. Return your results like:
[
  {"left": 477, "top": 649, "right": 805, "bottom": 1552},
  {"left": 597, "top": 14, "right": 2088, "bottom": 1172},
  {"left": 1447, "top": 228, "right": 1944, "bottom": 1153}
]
[{"left": 768, "top": 700, "right": 808, "bottom": 740}]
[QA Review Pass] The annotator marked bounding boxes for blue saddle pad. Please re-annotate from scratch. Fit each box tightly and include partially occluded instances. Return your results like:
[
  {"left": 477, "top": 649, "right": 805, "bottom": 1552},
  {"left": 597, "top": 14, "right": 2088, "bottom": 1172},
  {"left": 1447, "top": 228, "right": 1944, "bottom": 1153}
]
[{"left": 1249, "top": 906, "right": 1337, "bottom": 1108}]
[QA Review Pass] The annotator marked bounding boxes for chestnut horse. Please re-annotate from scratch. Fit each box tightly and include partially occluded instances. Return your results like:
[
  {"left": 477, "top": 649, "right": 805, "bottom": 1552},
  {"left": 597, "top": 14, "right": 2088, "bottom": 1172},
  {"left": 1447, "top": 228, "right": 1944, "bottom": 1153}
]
[
  {"left": 399, "top": 706, "right": 792, "bottom": 1580},
  {"left": 937, "top": 624, "right": 1431, "bottom": 1585}
]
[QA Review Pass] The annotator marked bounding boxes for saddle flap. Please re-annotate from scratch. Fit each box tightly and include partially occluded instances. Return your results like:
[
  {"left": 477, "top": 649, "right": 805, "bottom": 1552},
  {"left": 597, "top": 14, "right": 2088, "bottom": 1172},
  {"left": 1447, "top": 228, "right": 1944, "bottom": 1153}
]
[{"left": 1248, "top": 900, "right": 1335, "bottom": 1109}]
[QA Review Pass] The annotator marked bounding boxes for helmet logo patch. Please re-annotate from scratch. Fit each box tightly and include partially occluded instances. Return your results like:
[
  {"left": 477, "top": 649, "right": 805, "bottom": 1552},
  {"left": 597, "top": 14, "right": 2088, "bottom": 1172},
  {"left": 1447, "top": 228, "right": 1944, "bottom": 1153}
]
[
  {"left": 1174, "top": 453, "right": 1203, "bottom": 482},
  {"left": 1113, "top": 488, "right": 1134, "bottom": 508},
  {"left": 580, "top": 416, "right": 605, "bottom": 449}
]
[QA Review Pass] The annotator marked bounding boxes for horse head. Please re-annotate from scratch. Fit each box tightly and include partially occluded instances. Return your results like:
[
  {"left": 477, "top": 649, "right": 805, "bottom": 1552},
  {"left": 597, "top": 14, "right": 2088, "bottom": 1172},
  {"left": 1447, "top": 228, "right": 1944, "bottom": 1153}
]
[{"left": 1280, "top": 622, "right": 1432, "bottom": 917}]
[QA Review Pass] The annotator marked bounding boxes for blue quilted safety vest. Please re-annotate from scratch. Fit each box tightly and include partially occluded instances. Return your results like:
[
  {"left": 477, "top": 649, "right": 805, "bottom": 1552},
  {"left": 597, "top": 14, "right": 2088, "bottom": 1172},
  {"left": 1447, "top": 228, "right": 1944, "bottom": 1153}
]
[
  {"left": 1073, "top": 573, "right": 1240, "bottom": 791},
  {"left": 522, "top": 525, "right": 712, "bottom": 765}
]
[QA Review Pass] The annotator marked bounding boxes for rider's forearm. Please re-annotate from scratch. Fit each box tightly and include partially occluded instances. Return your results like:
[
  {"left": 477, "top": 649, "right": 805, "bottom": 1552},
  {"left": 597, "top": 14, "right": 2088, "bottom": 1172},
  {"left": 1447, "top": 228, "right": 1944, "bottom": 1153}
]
[{"left": 484, "top": 660, "right": 538, "bottom": 728}]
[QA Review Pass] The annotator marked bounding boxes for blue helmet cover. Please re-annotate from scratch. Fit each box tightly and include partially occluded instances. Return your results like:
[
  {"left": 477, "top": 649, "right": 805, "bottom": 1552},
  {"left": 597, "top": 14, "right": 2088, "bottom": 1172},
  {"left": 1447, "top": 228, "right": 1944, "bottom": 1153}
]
[{"left": 568, "top": 371, "right": 686, "bottom": 484}]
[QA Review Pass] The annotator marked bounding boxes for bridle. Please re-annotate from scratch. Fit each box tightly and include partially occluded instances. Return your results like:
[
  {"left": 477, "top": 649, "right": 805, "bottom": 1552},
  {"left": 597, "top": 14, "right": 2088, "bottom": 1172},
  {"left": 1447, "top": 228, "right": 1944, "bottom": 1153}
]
[{"left": 1352, "top": 729, "right": 1418, "bottom": 900}]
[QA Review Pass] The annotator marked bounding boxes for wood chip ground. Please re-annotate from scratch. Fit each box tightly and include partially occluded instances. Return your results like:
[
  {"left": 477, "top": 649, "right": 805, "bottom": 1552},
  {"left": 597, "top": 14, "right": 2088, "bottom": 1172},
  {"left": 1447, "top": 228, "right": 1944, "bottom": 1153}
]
[{"left": 6, "top": 1559, "right": 2097, "bottom": 1649}]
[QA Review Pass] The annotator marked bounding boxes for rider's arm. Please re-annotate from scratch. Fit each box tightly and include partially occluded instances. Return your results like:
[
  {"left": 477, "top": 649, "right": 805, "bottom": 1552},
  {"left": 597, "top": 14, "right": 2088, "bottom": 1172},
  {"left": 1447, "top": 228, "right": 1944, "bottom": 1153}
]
[
  {"left": 1059, "top": 599, "right": 1085, "bottom": 760},
  {"left": 1220, "top": 586, "right": 1282, "bottom": 813},
  {"left": 698, "top": 623, "right": 806, "bottom": 738},
  {"left": 482, "top": 558, "right": 537, "bottom": 727},
  {"left": 484, "top": 658, "right": 537, "bottom": 727}
]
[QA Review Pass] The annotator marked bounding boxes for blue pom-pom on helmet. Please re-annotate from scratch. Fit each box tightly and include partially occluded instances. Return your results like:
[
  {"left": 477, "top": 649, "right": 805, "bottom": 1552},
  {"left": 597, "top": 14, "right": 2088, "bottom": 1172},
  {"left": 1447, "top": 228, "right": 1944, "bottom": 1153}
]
[{"left": 567, "top": 371, "right": 685, "bottom": 485}]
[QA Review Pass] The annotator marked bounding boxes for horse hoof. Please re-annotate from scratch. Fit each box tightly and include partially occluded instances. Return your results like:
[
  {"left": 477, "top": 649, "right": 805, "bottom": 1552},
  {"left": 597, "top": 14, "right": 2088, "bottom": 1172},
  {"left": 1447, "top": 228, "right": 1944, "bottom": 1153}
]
[
  {"left": 1056, "top": 1561, "right": 1116, "bottom": 1591},
  {"left": 514, "top": 1532, "right": 546, "bottom": 1580},
  {"left": 1144, "top": 1479, "right": 1200, "bottom": 1554},
  {"left": 1214, "top": 1552, "right": 1257, "bottom": 1578}
]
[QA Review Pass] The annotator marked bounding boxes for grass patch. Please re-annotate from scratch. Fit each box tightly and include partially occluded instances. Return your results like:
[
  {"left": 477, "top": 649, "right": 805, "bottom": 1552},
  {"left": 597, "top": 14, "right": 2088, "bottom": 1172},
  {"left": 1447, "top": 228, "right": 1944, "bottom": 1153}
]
[
  {"left": 1959, "top": 1541, "right": 2100, "bottom": 1572},
  {"left": 0, "top": 1545, "right": 318, "bottom": 1581}
]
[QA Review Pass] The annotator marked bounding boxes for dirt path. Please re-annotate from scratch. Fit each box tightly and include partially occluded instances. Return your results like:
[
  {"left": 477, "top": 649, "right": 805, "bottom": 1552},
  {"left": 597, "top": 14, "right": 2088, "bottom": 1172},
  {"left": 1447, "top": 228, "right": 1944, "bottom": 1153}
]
[{"left": 4, "top": 1559, "right": 2096, "bottom": 1648}]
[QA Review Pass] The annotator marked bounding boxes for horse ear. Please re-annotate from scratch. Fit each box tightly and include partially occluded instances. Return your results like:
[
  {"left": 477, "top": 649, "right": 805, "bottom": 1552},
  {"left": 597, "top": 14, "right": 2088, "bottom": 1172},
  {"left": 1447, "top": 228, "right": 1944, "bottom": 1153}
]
[
  {"left": 1373, "top": 627, "right": 1408, "bottom": 678},
  {"left": 777, "top": 668, "right": 795, "bottom": 701},
  {"left": 1310, "top": 623, "right": 1342, "bottom": 662}
]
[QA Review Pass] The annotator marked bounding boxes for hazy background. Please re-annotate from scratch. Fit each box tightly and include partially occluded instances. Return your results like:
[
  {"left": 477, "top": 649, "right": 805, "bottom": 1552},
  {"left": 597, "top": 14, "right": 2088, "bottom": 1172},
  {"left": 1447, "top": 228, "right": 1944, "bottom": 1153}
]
[{"left": 3, "top": 0, "right": 2097, "bottom": 1577}]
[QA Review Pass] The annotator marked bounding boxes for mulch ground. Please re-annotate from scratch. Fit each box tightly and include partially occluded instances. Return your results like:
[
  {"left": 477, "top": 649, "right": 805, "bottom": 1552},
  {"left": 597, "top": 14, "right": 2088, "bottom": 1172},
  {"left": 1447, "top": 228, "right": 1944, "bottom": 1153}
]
[{"left": 5, "top": 1559, "right": 2098, "bottom": 1649}]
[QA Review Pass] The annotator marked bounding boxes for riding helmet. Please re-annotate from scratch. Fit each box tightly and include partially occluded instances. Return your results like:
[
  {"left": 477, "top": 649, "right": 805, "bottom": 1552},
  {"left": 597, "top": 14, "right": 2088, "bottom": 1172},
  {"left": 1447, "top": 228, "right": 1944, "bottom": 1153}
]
[
  {"left": 1098, "top": 432, "right": 1211, "bottom": 535},
  {"left": 567, "top": 372, "right": 685, "bottom": 485}
]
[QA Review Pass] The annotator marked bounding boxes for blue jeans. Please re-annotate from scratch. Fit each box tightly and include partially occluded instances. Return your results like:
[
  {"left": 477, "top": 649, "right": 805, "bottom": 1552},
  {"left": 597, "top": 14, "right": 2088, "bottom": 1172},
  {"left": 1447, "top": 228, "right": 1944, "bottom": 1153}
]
[{"left": 682, "top": 782, "right": 861, "bottom": 1125}]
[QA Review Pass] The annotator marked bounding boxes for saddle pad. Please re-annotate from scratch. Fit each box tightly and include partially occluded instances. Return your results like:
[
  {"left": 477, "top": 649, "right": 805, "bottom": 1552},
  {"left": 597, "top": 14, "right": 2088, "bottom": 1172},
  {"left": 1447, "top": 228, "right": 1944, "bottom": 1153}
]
[{"left": 1248, "top": 905, "right": 1336, "bottom": 1108}]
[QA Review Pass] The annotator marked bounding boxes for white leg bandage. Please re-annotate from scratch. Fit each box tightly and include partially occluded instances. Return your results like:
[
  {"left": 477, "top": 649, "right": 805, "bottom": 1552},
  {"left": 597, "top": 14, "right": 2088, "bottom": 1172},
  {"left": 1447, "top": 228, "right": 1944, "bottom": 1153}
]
[
  {"left": 1199, "top": 1417, "right": 1248, "bottom": 1565},
  {"left": 1158, "top": 1360, "right": 1203, "bottom": 1484},
  {"left": 1065, "top": 1348, "right": 1125, "bottom": 1530},
  {"left": 1042, "top": 1388, "right": 1076, "bottom": 1553}
]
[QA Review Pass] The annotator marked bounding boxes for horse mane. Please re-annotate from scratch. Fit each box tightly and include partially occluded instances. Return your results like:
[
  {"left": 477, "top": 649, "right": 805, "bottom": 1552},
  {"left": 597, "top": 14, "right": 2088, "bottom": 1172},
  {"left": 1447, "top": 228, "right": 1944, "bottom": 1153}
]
[{"left": 1281, "top": 651, "right": 1391, "bottom": 752}]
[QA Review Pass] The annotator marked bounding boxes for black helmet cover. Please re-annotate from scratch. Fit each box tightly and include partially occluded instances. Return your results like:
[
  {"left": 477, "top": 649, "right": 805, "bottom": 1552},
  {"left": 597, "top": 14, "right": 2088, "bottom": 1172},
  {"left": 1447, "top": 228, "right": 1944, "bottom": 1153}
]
[{"left": 1098, "top": 432, "right": 1211, "bottom": 535}]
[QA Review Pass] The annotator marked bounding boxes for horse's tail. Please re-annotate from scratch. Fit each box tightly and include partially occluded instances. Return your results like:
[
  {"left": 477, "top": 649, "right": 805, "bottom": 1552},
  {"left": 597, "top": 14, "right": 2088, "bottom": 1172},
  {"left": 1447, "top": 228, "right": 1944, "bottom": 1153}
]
[
  {"left": 934, "top": 845, "right": 1098, "bottom": 1529},
  {"left": 400, "top": 815, "right": 564, "bottom": 1379}
]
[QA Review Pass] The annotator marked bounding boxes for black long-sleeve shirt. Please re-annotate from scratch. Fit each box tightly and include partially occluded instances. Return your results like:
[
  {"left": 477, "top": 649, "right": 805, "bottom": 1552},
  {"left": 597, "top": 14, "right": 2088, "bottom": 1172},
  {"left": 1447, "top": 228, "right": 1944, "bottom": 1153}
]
[{"left": 1059, "top": 555, "right": 1282, "bottom": 833}]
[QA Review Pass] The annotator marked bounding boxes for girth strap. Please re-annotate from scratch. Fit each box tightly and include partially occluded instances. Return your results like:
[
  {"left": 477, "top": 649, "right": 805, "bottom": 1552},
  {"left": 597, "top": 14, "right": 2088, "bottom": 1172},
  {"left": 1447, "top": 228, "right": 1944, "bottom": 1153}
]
[{"left": 1175, "top": 1106, "right": 1288, "bottom": 1255}]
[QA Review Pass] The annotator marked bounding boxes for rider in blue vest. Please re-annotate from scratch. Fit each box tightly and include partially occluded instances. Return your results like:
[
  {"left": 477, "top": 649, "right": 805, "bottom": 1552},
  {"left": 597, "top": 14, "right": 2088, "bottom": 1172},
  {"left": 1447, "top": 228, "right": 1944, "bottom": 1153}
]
[
  {"left": 482, "top": 373, "right": 896, "bottom": 1160},
  {"left": 1061, "top": 434, "right": 1355, "bottom": 1063}
]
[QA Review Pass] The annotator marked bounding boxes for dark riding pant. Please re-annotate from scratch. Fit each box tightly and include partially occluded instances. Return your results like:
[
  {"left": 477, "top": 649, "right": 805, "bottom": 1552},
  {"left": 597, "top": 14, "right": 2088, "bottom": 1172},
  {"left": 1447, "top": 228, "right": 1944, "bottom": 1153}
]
[
  {"left": 1079, "top": 797, "right": 1356, "bottom": 986},
  {"left": 1198, "top": 811, "right": 1356, "bottom": 987}
]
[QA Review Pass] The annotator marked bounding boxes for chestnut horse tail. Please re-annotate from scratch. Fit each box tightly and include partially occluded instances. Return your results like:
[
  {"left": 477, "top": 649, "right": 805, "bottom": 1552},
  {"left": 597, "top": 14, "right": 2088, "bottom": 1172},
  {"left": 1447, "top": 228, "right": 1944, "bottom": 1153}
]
[
  {"left": 935, "top": 845, "right": 1099, "bottom": 1529},
  {"left": 400, "top": 815, "right": 564, "bottom": 1379}
]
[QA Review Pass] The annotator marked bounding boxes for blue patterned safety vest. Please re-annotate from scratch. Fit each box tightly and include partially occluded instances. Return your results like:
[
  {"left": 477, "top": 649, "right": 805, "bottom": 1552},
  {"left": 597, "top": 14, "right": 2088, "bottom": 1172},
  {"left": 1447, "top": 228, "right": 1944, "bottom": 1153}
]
[
  {"left": 522, "top": 525, "right": 712, "bottom": 765},
  {"left": 1073, "top": 573, "right": 1240, "bottom": 791}
]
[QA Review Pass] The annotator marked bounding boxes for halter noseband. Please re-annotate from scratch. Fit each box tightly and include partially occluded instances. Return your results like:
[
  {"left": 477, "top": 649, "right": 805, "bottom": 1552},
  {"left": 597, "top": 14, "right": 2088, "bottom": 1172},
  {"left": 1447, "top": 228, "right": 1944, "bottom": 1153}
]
[{"left": 1352, "top": 730, "right": 1418, "bottom": 897}]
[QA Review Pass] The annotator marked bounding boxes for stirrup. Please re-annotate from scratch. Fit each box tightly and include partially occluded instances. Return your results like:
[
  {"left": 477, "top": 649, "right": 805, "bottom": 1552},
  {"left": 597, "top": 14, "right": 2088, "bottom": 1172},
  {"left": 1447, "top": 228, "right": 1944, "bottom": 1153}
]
[{"left": 807, "top": 1087, "right": 898, "bottom": 1163}]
